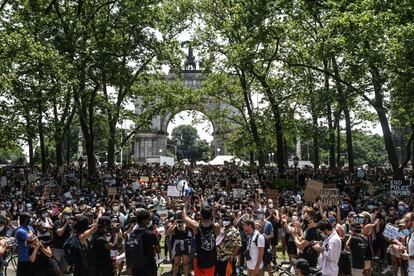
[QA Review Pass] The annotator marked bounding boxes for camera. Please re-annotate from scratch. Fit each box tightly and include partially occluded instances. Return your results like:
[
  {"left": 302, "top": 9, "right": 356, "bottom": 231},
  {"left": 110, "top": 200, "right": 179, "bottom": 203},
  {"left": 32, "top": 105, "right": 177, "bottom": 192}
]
[{"left": 244, "top": 249, "right": 251, "bottom": 261}]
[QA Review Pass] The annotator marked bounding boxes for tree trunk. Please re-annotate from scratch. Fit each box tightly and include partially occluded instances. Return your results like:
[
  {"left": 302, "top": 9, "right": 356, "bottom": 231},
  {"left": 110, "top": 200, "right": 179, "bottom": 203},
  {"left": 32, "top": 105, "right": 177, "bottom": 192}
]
[
  {"left": 283, "top": 136, "right": 289, "bottom": 167},
  {"left": 38, "top": 113, "right": 47, "bottom": 175},
  {"left": 324, "top": 60, "right": 336, "bottom": 169},
  {"left": 343, "top": 106, "right": 354, "bottom": 172},
  {"left": 28, "top": 137, "right": 34, "bottom": 170},
  {"left": 66, "top": 128, "right": 71, "bottom": 165},
  {"left": 336, "top": 119, "right": 341, "bottom": 166},
  {"left": 312, "top": 115, "right": 320, "bottom": 169},
  {"left": 402, "top": 131, "right": 414, "bottom": 168},
  {"left": 83, "top": 131, "right": 97, "bottom": 176},
  {"left": 107, "top": 121, "right": 116, "bottom": 170},
  {"left": 55, "top": 138, "right": 63, "bottom": 168},
  {"left": 376, "top": 106, "right": 403, "bottom": 179},
  {"left": 274, "top": 108, "right": 286, "bottom": 175},
  {"left": 239, "top": 72, "right": 265, "bottom": 168}
]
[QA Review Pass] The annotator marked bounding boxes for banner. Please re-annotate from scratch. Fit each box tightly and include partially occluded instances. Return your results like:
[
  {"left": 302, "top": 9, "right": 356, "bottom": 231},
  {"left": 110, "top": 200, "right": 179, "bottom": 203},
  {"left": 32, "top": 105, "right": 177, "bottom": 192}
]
[
  {"left": 233, "top": 189, "right": 246, "bottom": 198},
  {"left": 319, "top": 188, "right": 339, "bottom": 206},
  {"left": 390, "top": 180, "right": 411, "bottom": 197},
  {"left": 383, "top": 223, "right": 404, "bottom": 241},
  {"left": 304, "top": 179, "right": 324, "bottom": 202},
  {"left": 167, "top": 185, "right": 180, "bottom": 197}
]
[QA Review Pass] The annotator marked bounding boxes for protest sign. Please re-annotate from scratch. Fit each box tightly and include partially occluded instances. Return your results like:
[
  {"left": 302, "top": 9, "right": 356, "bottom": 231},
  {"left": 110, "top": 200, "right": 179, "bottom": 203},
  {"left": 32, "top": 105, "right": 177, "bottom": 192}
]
[
  {"left": 304, "top": 179, "right": 324, "bottom": 202},
  {"left": 233, "top": 189, "right": 246, "bottom": 198},
  {"left": 107, "top": 187, "right": 117, "bottom": 197},
  {"left": 390, "top": 180, "right": 411, "bottom": 197},
  {"left": 319, "top": 188, "right": 339, "bottom": 206},
  {"left": 167, "top": 185, "right": 180, "bottom": 197},
  {"left": 104, "top": 177, "right": 116, "bottom": 186},
  {"left": 0, "top": 176, "right": 6, "bottom": 187},
  {"left": 63, "top": 192, "right": 73, "bottom": 199},
  {"left": 267, "top": 189, "right": 279, "bottom": 202},
  {"left": 383, "top": 223, "right": 404, "bottom": 241}
]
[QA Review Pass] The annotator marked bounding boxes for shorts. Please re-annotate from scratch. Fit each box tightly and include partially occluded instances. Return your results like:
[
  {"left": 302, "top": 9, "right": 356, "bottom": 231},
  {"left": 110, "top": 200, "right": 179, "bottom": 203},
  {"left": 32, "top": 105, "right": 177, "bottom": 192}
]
[
  {"left": 287, "top": 241, "right": 297, "bottom": 255},
  {"left": 194, "top": 258, "right": 215, "bottom": 276},
  {"left": 172, "top": 240, "right": 190, "bottom": 257}
]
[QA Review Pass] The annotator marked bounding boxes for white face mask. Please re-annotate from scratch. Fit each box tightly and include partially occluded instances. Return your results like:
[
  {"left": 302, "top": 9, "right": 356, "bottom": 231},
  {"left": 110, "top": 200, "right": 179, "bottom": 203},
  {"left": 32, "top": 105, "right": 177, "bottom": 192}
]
[
  {"left": 223, "top": 220, "right": 231, "bottom": 227},
  {"left": 268, "top": 204, "right": 274, "bottom": 209}
]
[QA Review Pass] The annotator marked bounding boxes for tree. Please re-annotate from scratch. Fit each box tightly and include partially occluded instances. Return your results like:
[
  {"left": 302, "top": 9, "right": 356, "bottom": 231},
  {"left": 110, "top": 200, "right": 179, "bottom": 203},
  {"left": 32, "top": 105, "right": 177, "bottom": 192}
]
[{"left": 171, "top": 125, "right": 211, "bottom": 164}]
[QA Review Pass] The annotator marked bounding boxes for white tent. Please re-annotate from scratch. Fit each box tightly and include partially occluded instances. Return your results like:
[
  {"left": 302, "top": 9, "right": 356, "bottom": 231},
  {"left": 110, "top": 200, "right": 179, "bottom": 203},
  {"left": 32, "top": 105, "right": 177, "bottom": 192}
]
[
  {"left": 196, "top": 161, "right": 208, "bottom": 166},
  {"left": 208, "top": 155, "right": 246, "bottom": 166}
]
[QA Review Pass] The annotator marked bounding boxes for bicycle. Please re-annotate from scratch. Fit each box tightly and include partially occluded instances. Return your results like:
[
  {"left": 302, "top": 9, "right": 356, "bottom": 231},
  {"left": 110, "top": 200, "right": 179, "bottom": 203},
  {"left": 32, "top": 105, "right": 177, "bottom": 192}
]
[
  {"left": 271, "top": 261, "right": 295, "bottom": 276},
  {"left": 1, "top": 238, "right": 17, "bottom": 276}
]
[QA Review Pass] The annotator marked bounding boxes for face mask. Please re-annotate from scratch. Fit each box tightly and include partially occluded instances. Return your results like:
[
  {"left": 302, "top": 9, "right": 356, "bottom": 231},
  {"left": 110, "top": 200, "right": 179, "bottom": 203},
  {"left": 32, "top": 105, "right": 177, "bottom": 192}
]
[
  {"left": 13, "top": 207, "right": 18, "bottom": 211},
  {"left": 268, "top": 204, "right": 273, "bottom": 209},
  {"left": 223, "top": 220, "right": 231, "bottom": 227},
  {"left": 321, "top": 233, "right": 328, "bottom": 240},
  {"left": 328, "top": 217, "right": 336, "bottom": 225},
  {"left": 398, "top": 206, "right": 406, "bottom": 212},
  {"left": 402, "top": 229, "right": 411, "bottom": 236},
  {"left": 292, "top": 216, "right": 298, "bottom": 223}
]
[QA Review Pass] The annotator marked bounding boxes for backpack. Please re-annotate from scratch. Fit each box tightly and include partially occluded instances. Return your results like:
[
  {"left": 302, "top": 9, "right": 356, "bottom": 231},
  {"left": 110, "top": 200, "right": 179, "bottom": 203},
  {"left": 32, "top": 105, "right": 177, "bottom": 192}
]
[
  {"left": 82, "top": 235, "right": 98, "bottom": 269},
  {"left": 63, "top": 234, "right": 83, "bottom": 266},
  {"left": 125, "top": 229, "right": 148, "bottom": 270}
]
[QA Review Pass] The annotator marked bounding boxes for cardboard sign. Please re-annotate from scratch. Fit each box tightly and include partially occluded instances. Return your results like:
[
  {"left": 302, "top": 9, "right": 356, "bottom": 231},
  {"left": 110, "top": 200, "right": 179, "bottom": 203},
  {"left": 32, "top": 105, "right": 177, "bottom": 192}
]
[
  {"left": 267, "top": 189, "right": 279, "bottom": 202},
  {"left": 167, "top": 185, "right": 180, "bottom": 197},
  {"left": 390, "top": 180, "right": 411, "bottom": 197},
  {"left": 304, "top": 179, "right": 324, "bottom": 202},
  {"left": 233, "top": 189, "right": 246, "bottom": 198},
  {"left": 320, "top": 188, "right": 339, "bottom": 206},
  {"left": 107, "top": 187, "right": 117, "bottom": 197},
  {"left": 0, "top": 176, "right": 6, "bottom": 187},
  {"left": 383, "top": 223, "right": 404, "bottom": 241}
]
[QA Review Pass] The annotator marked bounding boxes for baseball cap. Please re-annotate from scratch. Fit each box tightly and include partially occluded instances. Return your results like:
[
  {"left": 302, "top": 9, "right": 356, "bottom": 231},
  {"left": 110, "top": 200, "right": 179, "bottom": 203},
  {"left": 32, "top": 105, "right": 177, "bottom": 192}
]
[{"left": 74, "top": 215, "right": 91, "bottom": 233}]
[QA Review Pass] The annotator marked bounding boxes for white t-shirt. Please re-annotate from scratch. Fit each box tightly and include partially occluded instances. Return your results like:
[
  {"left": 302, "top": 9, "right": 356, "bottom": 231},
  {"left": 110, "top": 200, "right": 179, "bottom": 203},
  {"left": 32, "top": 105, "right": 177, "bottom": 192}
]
[
  {"left": 246, "top": 230, "right": 265, "bottom": 270},
  {"left": 408, "top": 234, "right": 414, "bottom": 275}
]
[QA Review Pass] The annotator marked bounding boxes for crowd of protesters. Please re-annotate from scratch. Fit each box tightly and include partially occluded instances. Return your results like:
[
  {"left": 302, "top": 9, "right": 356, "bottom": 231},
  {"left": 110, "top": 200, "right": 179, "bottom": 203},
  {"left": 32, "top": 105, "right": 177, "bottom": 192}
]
[{"left": 0, "top": 162, "right": 413, "bottom": 276}]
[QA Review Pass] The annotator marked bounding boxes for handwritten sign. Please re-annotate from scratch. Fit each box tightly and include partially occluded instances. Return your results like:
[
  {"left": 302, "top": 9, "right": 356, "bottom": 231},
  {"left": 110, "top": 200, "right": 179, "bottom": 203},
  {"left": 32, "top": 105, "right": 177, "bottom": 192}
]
[
  {"left": 107, "top": 187, "right": 117, "bottom": 197},
  {"left": 304, "top": 179, "right": 324, "bottom": 202},
  {"left": 383, "top": 223, "right": 404, "bottom": 241},
  {"left": 320, "top": 188, "right": 339, "bottom": 206},
  {"left": 267, "top": 189, "right": 279, "bottom": 203},
  {"left": 167, "top": 185, "right": 180, "bottom": 197},
  {"left": 140, "top": 176, "right": 150, "bottom": 182},
  {"left": 233, "top": 189, "right": 246, "bottom": 198},
  {"left": 390, "top": 180, "right": 411, "bottom": 197}
]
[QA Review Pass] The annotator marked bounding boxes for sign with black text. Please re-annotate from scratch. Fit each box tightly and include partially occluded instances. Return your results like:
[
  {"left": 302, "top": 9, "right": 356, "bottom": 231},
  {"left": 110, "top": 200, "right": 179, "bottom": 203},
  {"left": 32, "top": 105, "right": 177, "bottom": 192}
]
[
  {"left": 390, "top": 180, "right": 411, "bottom": 197},
  {"left": 320, "top": 188, "right": 339, "bottom": 206}
]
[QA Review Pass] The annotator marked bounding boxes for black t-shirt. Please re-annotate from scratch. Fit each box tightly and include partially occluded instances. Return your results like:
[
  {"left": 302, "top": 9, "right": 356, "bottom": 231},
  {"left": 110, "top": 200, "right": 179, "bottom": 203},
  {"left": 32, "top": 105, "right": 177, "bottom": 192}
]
[
  {"left": 132, "top": 229, "right": 159, "bottom": 275},
  {"left": 51, "top": 220, "right": 70, "bottom": 249},
  {"left": 349, "top": 235, "right": 367, "bottom": 269},
  {"left": 299, "top": 226, "right": 320, "bottom": 268},
  {"left": 195, "top": 224, "right": 216, "bottom": 269},
  {"left": 92, "top": 234, "right": 112, "bottom": 270},
  {"left": 28, "top": 247, "right": 56, "bottom": 273}
]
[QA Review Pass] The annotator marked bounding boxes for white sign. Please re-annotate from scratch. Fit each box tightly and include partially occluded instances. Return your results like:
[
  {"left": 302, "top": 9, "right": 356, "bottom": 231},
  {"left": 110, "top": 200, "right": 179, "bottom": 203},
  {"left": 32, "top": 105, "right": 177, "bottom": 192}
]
[
  {"left": 233, "top": 189, "right": 246, "bottom": 198},
  {"left": 390, "top": 180, "right": 411, "bottom": 197},
  {"left": 0, "top": 176, "right": 6, "bottom": 187},
  {"left": 167, "top": 185, "right": 180, "bottom": 197},
  {"left": 383, "top": 223, "right": 404, "bottom": 241},
  {"left": 63, "top": 192, "right": 73, "bottom": 199}
]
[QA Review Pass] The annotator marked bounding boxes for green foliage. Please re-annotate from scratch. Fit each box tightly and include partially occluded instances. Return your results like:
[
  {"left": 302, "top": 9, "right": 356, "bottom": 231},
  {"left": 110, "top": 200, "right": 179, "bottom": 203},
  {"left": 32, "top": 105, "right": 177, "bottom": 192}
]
[
  {"left": 0, "top": 143, "right": 26, "bottom": 165},
  {"left": 171, "top": 125, "right": 212, "bottom": 162}
]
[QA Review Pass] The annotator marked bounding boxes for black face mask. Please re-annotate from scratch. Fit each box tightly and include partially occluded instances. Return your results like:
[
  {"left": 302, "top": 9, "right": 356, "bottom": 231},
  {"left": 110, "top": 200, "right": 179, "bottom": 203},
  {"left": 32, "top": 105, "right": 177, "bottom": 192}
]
[{"left": 303, "top": 219, "right": 310, "bottom": 227}]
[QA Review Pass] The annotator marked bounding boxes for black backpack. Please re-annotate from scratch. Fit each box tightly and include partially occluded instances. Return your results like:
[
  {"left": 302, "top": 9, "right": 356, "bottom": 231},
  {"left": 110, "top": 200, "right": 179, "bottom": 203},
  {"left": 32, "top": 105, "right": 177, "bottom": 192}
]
[
  {"left": 125, "top": 229, "right": 148, "bottom": 270},
  {"left": 63, "top": 234, "right": 83, "bottom": 266}
]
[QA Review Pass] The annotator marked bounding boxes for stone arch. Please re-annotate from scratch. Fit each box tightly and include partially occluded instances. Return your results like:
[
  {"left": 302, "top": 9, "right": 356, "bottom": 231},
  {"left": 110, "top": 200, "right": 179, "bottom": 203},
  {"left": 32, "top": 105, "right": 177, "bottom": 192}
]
[{"left": 133, "top": 49, "right": 239, "bottom": 164}]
